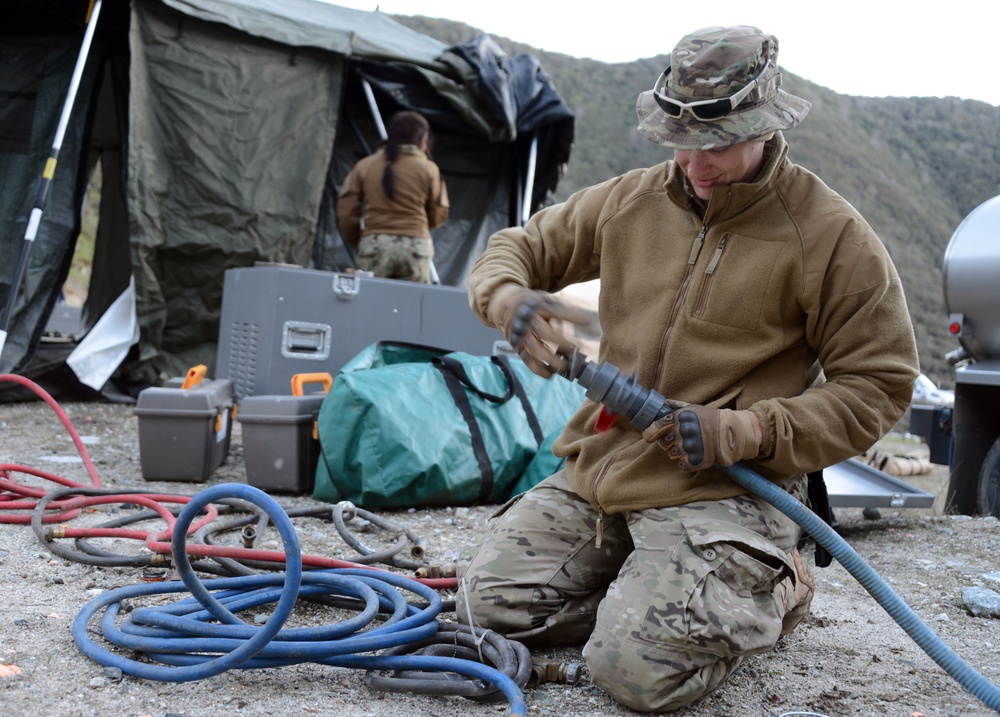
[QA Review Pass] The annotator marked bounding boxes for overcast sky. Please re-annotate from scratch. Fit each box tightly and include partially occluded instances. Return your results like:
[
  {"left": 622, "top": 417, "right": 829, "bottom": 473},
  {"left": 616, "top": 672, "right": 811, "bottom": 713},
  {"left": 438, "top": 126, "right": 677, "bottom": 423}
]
[{"left": 325, "top": 0, "right": 1000, "bottom": 107}]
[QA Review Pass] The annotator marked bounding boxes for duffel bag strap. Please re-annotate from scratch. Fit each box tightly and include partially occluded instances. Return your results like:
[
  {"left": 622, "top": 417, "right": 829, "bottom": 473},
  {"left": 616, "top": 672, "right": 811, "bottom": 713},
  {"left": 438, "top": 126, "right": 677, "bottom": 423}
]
[
  {"left": 492, "top": 355, "right": 544, "bottom": 446},
  {"left": 433, "top": 359, "right": 496, "bottom": 503},
  {"left": 431, "top": 355, "right": 547, "bottom": 503}
]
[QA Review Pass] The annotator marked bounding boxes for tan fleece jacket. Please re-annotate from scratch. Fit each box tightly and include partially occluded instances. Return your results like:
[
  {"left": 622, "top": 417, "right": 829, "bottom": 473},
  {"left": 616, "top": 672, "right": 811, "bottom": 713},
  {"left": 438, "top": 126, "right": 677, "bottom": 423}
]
[
  {"left": 338, "top": 145, "right": 449, "bottom": 247},
  {"left": 469, "top": 134, "right": 919, "bottom": 519}
]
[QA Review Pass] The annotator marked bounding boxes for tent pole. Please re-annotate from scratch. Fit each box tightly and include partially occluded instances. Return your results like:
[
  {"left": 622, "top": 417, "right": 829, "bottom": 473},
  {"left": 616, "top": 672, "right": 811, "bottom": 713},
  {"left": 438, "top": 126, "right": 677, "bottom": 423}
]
[
  {"left": 361, "top": 79, "right": 387, "bottom": 141},
  {"left": 0, "top": 0, "right": 103, "bottom": 362},
  {"left": 520, "top": 135, "right": 538, "bottom": 226}
]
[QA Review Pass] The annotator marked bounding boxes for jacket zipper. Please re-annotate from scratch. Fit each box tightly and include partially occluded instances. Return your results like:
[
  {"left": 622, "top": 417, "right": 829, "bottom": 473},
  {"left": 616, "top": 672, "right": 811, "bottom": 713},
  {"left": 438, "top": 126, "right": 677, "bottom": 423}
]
[
  {"left": 597, "top": 225, "right": 710, "bottom": 545},
  {"left": 694, "top": 233, "right": 730, "bottom": 317},
  {"left": 592, "top": 452, "right": 617, "bottom": 548},
  {"left": 654, "top": 225, "right": 707, "bottom": 382}
]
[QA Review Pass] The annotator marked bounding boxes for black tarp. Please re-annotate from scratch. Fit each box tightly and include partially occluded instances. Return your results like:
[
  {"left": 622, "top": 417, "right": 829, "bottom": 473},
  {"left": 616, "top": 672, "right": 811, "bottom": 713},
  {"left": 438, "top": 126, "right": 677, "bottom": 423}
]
[{"left": 314, "top": 36, "right": 574, "bottom": 284}]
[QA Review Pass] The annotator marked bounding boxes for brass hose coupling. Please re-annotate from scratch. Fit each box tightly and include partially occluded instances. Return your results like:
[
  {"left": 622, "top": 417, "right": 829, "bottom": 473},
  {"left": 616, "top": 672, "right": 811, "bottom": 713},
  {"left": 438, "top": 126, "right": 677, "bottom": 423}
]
[{"left": 529, "top": 657, "right": 583, "bottom": 685}]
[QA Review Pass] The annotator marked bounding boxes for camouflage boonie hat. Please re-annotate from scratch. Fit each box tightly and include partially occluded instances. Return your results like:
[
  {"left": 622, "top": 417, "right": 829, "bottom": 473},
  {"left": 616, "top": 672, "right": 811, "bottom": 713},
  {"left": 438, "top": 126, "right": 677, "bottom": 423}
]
[{"left": 636, "top": 25, "right": 811, "bottom": 150}]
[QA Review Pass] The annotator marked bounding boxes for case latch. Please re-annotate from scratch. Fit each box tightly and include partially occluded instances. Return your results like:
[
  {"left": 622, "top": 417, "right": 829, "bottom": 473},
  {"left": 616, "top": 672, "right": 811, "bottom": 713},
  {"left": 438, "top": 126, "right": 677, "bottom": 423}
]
[{"left": 333, "top": 272, "right": 370, "bottom": 301}]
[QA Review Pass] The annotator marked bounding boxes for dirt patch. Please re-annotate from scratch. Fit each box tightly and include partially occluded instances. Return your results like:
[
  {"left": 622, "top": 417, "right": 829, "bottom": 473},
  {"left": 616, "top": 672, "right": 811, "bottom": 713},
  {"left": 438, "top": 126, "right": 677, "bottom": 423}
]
[{"left": 2, "top": 399, "right": 999, "bottom": 717}]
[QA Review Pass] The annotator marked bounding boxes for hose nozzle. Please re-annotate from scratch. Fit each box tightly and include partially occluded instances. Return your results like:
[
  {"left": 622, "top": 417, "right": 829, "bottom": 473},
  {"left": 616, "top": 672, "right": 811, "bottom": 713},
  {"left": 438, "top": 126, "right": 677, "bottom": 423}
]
[{"left": 557, "top": 348, "right": 669, "bottom": 431}]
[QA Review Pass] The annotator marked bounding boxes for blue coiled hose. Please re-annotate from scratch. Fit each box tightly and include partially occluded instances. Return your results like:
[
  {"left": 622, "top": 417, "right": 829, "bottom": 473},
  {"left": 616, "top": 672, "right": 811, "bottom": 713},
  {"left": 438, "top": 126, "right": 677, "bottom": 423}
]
[
  {"left": 720, "top": 462, "right": 1000, "bottom": 714},
  {"left": 72, "top": 483, "right": 526, "bottom": 717}
]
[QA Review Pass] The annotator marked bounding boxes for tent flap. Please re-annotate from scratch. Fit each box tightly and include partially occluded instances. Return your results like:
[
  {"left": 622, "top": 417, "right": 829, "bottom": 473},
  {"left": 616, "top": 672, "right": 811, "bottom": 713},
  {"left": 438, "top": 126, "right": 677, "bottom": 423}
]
[{"left": 127, "top": 0, "right": 342, "bottom": 380}]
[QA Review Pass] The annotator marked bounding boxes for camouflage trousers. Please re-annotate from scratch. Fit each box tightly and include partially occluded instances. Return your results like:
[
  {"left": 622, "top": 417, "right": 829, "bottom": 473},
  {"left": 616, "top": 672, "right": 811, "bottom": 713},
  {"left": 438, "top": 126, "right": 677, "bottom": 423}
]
[
  {"left": 456, "top": 470, "right": 815, "bottom": 712},
  {"left": 356, "top": 233, "right": 434, "bottom": 283}
]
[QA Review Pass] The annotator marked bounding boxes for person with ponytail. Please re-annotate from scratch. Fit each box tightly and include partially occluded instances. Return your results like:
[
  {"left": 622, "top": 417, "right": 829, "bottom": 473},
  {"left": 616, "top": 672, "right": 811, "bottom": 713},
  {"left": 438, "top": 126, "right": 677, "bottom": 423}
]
[{"left": 338, "top": 111, "right": 449, "bottom": 283}]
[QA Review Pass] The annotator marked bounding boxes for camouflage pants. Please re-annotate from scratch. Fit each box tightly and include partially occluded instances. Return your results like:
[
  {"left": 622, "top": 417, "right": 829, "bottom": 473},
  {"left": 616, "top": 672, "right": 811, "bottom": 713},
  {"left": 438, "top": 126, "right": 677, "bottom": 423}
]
[
  {"left": 457, "top": 470, "right": 815, "bottom": 712},
  {"left": 356, "top": 233, "right": 434, "bottom": 283}
]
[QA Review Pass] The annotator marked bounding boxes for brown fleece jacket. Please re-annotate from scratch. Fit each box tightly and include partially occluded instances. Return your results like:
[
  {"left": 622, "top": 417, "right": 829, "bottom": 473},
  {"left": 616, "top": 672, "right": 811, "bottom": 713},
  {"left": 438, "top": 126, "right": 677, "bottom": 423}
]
[
  {"left": 338, "top": 145, "right": 449, "bottom": 247},
  {"left": 469, "top": 134, "right": 919, "bottom": 518}
]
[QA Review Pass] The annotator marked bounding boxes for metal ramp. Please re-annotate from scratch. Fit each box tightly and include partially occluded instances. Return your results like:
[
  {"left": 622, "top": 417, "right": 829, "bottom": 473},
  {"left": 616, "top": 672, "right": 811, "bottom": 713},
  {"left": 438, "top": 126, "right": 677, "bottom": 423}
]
[{"left": 824, "top": 457, "right": 935, "bottom": 509}]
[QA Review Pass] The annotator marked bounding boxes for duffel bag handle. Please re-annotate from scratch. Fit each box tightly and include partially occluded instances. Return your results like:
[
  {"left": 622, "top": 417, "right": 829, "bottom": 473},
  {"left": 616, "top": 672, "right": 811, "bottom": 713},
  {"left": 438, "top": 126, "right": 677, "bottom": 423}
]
[
  {"left": 432, "top": 354, "right": 545, "bottom": 445},
  {"left": 431, "top": 355, "right": 516, "bottom": 403}
]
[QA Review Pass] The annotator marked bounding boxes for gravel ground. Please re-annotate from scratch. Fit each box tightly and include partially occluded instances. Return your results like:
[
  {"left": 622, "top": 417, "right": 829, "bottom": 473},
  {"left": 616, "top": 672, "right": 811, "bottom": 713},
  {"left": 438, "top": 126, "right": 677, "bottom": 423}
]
[{"left": 2, "top": 398, "right": 1000, "bottom": 717}]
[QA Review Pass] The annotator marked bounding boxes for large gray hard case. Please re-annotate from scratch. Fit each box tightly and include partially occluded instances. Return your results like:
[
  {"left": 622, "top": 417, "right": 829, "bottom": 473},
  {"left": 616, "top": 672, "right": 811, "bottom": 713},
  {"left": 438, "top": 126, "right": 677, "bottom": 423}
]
[{"left": 216, "top": 267, "right": 506, "bottom": 399}]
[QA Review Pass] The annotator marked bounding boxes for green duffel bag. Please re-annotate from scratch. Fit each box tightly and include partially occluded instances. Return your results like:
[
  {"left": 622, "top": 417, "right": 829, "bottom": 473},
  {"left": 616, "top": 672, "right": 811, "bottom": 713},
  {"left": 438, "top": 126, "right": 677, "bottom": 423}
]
[
  {"left": 508, "top": 430, "right": 568, "bottom": 497},
  {"left": 312, "top": 342, "right": 585, "bottom": 508}
]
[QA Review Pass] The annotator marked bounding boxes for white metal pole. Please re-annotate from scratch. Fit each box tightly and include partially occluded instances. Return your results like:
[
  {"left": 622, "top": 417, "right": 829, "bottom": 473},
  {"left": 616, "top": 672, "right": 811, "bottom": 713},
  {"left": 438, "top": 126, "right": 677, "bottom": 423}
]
[
  {"left": 0, "top": 0, "right": 104, "bottom": 362},
  {"left": 520, "top": 135, "right": 538, "bottom": 225}
]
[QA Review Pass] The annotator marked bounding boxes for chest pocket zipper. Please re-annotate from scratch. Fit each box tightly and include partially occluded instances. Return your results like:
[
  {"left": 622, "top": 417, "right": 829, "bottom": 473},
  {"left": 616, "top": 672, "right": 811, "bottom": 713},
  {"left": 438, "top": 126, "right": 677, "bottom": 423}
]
[{"left": 694, "top": 234, "right": 730, "bottom": 318}]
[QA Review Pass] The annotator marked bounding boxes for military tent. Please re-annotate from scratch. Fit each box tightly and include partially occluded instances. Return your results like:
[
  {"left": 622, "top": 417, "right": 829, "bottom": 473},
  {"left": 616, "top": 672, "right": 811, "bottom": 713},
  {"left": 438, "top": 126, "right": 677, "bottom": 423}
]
[{"left": 0, "top": 0, "right": 574, "bottom": 397}]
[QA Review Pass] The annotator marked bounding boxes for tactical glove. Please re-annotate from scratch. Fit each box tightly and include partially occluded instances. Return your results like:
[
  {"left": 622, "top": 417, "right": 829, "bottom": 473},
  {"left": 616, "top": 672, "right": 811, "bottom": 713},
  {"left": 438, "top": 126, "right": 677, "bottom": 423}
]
[
  {"left": 643, "top": 406, "right": 762, "bottom": 472},
  {"left": 485, "top": 284, "right": 590, "bottom": 378}
]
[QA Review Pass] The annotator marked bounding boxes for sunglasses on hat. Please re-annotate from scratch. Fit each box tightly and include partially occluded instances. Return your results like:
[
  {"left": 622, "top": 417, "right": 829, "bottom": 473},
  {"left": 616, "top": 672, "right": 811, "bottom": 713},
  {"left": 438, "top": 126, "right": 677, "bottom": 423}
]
[{"left": 652, "top": 59, "right": 772, "bottom": 121}]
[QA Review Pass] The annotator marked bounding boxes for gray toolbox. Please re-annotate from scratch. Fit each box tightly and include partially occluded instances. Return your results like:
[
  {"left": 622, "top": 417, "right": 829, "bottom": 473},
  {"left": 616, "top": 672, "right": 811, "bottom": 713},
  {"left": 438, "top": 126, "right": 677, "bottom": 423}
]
[
  {"left": 134, "top": 366, "right": 234, "bottom": 482},
  {"left": 238, "top": 373, "right": 330, "bottom": 494},
  {"left": 216, "top": 266, "right": 507, "bottom": 399}
]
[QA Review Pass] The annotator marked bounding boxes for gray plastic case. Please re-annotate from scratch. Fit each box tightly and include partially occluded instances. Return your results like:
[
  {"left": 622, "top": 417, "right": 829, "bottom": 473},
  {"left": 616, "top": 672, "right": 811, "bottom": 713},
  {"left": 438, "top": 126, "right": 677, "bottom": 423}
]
[
  {"left": 134, "top": 378, "right": 234, "bottom": 482},
  {"left": 238, "top": 394, "right": 325, "bottom": 494},
  {"left": 216, "top": 267, "right": 507, "bottom": 399}
]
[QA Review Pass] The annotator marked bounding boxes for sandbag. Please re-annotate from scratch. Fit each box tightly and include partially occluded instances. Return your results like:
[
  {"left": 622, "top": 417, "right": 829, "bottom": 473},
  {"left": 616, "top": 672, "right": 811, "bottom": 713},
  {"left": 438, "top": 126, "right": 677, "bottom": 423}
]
[
  {"left": 312, "top": 343, "right": 585, "bottom": 508},
  {"left": 858, "top": 447, "right": 933, "bottom": 476}
]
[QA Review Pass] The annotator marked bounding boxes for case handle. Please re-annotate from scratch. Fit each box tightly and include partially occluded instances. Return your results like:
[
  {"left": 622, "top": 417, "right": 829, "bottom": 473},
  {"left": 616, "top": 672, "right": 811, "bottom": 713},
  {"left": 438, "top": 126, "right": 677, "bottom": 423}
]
[
  {"left": 291, "top": 372, "right": 333, "bottom": 397},
  {"left": 181, "top": 365, "right": 207, "bottom": 390}
]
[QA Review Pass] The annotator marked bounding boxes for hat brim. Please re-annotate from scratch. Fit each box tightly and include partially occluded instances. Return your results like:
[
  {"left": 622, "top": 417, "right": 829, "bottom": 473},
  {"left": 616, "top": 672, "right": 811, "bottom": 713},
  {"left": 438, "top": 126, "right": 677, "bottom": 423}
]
[{"left": 636, "top": 88, "right": 811, "bottom": 150}]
